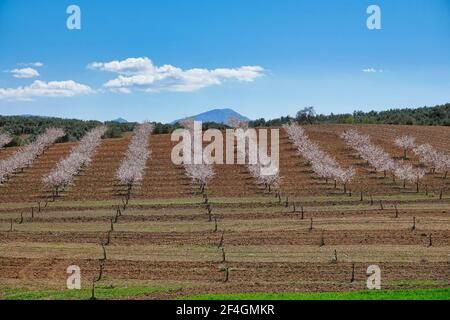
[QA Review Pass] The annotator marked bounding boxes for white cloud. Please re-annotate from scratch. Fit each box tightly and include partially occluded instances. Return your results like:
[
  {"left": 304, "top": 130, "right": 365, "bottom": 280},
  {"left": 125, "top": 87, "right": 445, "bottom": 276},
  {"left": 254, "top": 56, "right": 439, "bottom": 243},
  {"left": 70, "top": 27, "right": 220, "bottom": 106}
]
[
  {"left": 88, "top": 57, "right": 264, "bottom": 93},
  {"left": 88, "top": 57, "right": 153, "bottom": 75},
  {"left": 10, "top": 67, "right": 40, "bottom": 78},
  {"left": 362, "top": 68, "right": 383, "bottom": 73},
  {"left": 18, "top": 62, "right": 44, "bottom": 68},
  {"left": 0, "top": 80, "right": 93, "bottom": 101}
]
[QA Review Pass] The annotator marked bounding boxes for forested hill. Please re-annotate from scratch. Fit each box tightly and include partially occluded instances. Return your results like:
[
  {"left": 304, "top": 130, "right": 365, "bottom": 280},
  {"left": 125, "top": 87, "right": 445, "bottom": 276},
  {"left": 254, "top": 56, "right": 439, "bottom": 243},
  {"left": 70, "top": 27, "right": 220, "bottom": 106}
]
[
  {"left": 250, "top": 103, "right": 450, "bottom": 127},
  {"left": 0, "top": 115, "right": 136, "bottom": 146}
]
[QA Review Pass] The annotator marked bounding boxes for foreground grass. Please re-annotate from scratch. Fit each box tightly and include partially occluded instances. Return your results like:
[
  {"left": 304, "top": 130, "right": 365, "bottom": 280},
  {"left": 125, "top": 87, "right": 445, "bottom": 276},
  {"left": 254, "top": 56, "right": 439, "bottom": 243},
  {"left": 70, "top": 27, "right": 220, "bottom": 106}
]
[
  {"left": 184, "top": 288, "right": 450, "bottom": 300},
  {"left": 1, "top": 285, "right": 181, "bottom": 300},
  {"left": 2, "top": 286, "right": 449, "bottom": 300}
]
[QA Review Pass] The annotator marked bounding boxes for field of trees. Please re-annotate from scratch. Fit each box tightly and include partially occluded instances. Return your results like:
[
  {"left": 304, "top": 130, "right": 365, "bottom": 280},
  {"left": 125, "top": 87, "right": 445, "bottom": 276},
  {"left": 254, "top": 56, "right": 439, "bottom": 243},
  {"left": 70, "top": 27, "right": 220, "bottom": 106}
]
[{"left": 0, "top": 123, "right": 449, "bottom": 300}]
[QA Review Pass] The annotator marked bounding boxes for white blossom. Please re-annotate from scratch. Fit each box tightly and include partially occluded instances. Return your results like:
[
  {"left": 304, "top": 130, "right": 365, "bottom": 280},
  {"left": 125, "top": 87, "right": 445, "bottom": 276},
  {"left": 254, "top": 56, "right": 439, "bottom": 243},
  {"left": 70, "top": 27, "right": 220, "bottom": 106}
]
[
  {"left": 394, "top": 135, "right": 416, "bottom": 150},
  {"left": 232, "top": 120, "right": 281, "bottom": 191},
  {"left": 117, "top": 123, "right": 153, "bottom": 188},
  {"left": 42, "top": 126, "right": 107, "bottom": 192},
  {"left": 0, "top": 128, "right": 65, "bottom": 183},
  {"left": 179, "top": 119, "right": 216, "bottom": 188},
  {"left": 341, "top": 129, "right": 395, "bottom": 174},
  {"left": 341, "top": 129, "right": 426, "bottom": 189},
  {"left": 284, "top": 123, "right": 355, "bottom": 192},
  {"left": 394, "top": 135, "right": 416, "bottom": 158},
  {"left": 0, "top": 133, "right": 12, "bottom": 149},
  {"left": 413, "top": 143, "right": 450, "bottom": 178}
]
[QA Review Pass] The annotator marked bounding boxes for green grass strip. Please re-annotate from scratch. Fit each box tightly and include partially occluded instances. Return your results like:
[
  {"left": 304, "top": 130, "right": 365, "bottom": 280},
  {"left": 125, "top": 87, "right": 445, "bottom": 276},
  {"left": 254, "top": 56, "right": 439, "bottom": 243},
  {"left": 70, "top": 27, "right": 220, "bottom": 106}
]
[
  {"left": 1, "top": 285, "right": 180, "bottom": 300},
  {"left": 183, "top": 288, "right": 450, "bottom": 300}
]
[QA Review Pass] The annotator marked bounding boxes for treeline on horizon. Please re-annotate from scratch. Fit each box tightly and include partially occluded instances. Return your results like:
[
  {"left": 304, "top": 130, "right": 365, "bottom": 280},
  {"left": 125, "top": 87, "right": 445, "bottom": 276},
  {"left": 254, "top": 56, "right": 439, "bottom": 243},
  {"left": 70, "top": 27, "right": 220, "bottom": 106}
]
[
  {"left": 0, "top": 103, "right": 449, "bottom": 146},
  {"left": 250, "top": 103, "right": 450, "bottom": 127}
]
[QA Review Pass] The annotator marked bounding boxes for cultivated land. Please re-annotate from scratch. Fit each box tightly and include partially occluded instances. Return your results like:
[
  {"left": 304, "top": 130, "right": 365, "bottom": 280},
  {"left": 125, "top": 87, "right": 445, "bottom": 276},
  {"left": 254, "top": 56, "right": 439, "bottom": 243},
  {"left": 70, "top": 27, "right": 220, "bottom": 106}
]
[{"left": 0, "top": 124, "right": 449, "bottom": 300}]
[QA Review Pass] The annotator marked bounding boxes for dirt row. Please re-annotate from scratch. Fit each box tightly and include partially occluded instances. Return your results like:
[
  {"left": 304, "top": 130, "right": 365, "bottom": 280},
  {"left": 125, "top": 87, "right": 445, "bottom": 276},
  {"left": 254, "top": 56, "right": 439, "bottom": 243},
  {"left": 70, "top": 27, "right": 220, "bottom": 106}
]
[
  {"left": 1, "top": 257, "right": 449, "bottom": 285},
  {"left": 1, "top": 229, "right": 448, "bottom": 246},
  {"left": 1, "top": 207, "right": 447, "bottom": 223},
  {"left": 0, "top": 142, "right": 75, "bottom": 202}
]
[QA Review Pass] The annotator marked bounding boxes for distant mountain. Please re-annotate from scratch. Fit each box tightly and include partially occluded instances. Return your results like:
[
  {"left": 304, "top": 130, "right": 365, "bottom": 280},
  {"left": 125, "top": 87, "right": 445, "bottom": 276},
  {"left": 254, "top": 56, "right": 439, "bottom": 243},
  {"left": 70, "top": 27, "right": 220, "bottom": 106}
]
[
  {"left": 172, "top": 108, "right": 250, "bottom": 125},
  {"left": 111, "top": 117, "right": 128, "bottom": 123}
]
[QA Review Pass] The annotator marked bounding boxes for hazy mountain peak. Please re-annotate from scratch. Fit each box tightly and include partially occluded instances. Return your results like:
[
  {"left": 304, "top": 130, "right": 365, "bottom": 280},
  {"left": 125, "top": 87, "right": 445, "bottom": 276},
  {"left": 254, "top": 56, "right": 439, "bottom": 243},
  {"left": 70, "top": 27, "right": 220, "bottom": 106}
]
[
  {"left": 111, "top": 117, "right": 128, "bottom": 123},
  {"left": 172, "top": 108, "right": 250, "bottom": 125}
]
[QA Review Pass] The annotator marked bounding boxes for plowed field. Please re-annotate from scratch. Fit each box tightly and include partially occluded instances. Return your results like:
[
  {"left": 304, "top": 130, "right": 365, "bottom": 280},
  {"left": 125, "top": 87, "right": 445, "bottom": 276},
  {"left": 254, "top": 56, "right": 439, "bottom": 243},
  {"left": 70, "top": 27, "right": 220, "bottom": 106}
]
[{"left": 1, "top": 124, "right": 449, "bottom": 299}]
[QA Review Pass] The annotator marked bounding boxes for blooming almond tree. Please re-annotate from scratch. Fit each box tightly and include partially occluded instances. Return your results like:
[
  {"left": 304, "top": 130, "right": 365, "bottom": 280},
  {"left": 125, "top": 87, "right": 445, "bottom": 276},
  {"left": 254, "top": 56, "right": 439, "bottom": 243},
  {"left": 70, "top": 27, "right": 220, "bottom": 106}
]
[
  {"left": 117, "top": 122, "right": 153, "bottom": 199},
  {"left": 336, "top": 167, "right": 357, "bottom": 194},
  {"left": 184, "top": 163, "right": 216, "bottom": 192},
  {"left": 247, "top": 162, "right": 282, "bottom": 193},
  {"left": 0, "top": 128, "right": 64, "bottom": 184},
  {"left": 0, "top": 133, "right": 12, "bottom": 149},
  {"left": 179, "top": 119, "right": 216, "bottom": 194},
  {"left": 394, "top": 135, "right": 416, "bottom": 159},
  {"left": 413, "top": 143, "right": 450, "bottom": 178},
  {"left": 228, "top": 116, "right": 249, "bottom": 130},
  {"left": 231, "top": 119, "right": 282, "bottom": 193},
  {"left": 341, "top": 129, "right": 395, "bottom": 178},
  {"left": 43, "top": 126, "right": 107, "bottom": 198},
  {"left": 437, "top": 155, "right": 450, "bottom": 179},
  {"left": 342, "top": 129, "right": 427, "bottom": 191},
  {"left": 285, "top": 123, "right": 355, "bottom": 193},
  {"left": 394, "top": 162, "right": 425, "bottom": 192}
]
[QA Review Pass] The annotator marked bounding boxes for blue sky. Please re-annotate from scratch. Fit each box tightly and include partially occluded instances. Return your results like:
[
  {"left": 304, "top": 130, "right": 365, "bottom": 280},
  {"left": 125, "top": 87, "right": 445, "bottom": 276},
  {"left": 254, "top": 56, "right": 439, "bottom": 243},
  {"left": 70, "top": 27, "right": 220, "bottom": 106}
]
[{"left": 0, "top": 0, "right": 449, "bottom": 123}]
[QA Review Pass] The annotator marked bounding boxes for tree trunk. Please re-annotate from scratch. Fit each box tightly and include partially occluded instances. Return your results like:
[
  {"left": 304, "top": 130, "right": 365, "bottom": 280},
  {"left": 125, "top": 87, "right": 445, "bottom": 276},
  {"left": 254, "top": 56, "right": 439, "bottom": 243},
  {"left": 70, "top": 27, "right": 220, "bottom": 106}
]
[
  {"left": 90, "top": 278, "right": 96, "bottom": 300},
  {"left": 350, "top": 263, "right": 356, "bottom": 282},
  {"left": 223, "top": 267, "right": 229, "bottom": 283},
  {"left": 218, "top": 231, "right": 224, "bottom": 248},
  {"left": 221, "top": 248, "right": 226, "bottom": 263}
]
